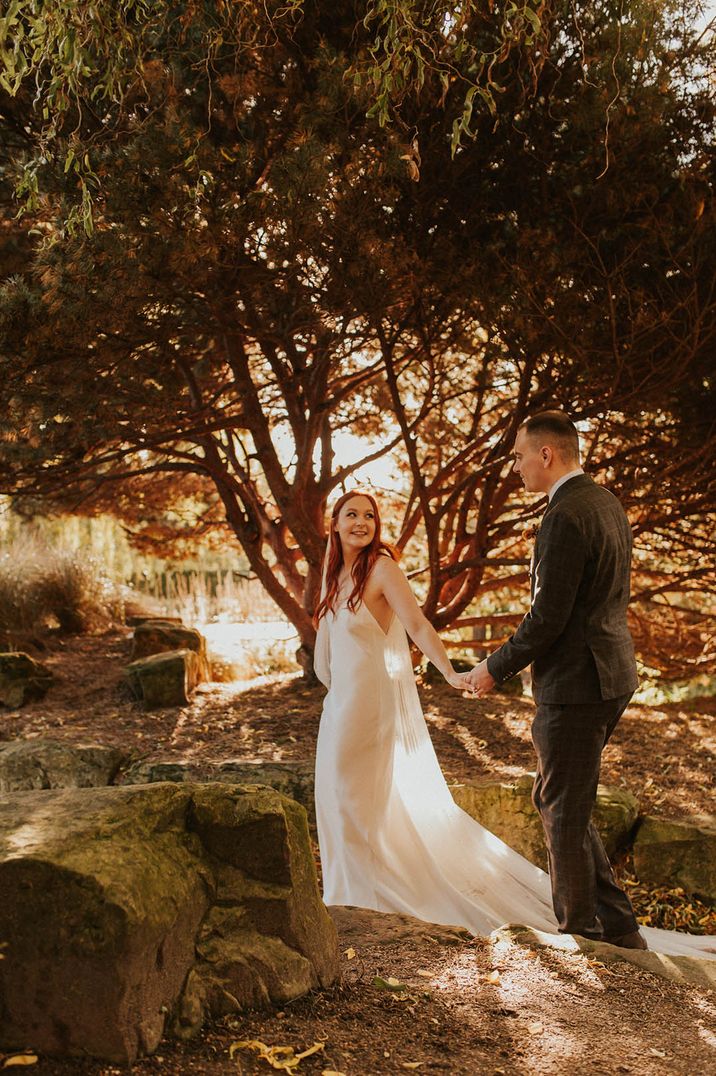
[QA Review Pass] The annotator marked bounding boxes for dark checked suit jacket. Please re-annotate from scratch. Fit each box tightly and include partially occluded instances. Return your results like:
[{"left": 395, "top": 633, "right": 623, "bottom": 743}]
[{"left": 486, "top": 474, "right": 638, "bottom": 705}]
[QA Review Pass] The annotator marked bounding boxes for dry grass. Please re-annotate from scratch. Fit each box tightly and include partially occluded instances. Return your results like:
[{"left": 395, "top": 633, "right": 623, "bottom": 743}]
[
  {"left": 135, "top": 569, "right": 282, "bottom": 626},
  {"left": 0, "top": 537, "right": 125, "bottom": 645}
]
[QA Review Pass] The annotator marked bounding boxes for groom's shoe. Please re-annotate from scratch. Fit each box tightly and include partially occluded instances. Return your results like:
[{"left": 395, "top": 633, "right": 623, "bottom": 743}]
[{"left": 602, "top": 929, "right": 648, "bottom": 950}]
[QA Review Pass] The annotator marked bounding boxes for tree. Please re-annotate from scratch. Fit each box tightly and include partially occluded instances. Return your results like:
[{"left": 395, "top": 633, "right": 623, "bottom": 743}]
[{"left": 1, "top": 0, "right": 714, "bottom": 678}]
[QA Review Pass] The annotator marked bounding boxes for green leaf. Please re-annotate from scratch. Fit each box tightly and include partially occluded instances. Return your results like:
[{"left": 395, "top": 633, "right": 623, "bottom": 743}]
[{"left": 523, "top": 7, "right": 542, "bottom": 35}]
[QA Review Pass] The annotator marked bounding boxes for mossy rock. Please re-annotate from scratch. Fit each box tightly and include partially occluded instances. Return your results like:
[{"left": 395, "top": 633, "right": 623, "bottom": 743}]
[
  {"left": 0, "top": 652, "right": 53, "bottom": 708},
  {"left": 124, "top": 649, "right": 201, "bottom": 708},
  {"left": 122, "top": 759, "right": 317, "bottom": 820},
  {"left": 633, "top": 815, "right": 716, "bottom": 902},
  {"left": 130, "top": 622, "right": 210, "bottom": 680},
  {"left": 216, "top": 760, "right": 316, "bottom": 819},
  {"left": 449, "top": 775, "right": 639, "bottom": 870},
  {"left": 0, "top": 739, "right": 127, "bottom": 792},
  {"left": 0, "top": 782, "right": 339, "bottom": 1063},
  {"left": 123, "top": 759, "right": 195, "bottom": 784}
]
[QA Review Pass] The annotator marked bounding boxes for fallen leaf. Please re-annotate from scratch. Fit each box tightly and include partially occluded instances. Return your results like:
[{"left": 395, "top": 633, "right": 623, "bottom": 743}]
[
  {"left": 415, "top": 969, "right": 432, "bottom": 978},
  {"left": 229, "top": 1039, "right": 325, "bottom": 1071},
  {"left": 401, "top": 1064, "right": 423, "bottom": 1070},
  {"left": 295, "top": 1044, "right": 326, "bottom": 1062},
  {"left": 2, "top": 1059, "right": 39, "bottom": 1069},
  {"left": 649, "top": 1049, "right": 667, "bottom": 1058},
  {"left": 527, "top": 1021, "right": 544, "bottom": 1035},
  {"left": 373, "top": 975, "right": 406, "bottom": 992},
  {"left": 344, "top": 947, "right": 356, "bottom": 960},
  {"left": 321, "top": 1071, "right": 347, "bottom": 1076}
]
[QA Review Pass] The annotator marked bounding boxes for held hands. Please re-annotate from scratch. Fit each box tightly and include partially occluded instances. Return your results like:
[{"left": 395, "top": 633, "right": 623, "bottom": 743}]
[
  {"left": 445, "top": 669, "right": 473, "bottom": 694},
  {"left": 444, "top": 665, "right": 494, "bottom": 698},
  {"left": 463, "top": 659, "right": 496, "bottom": 698}
]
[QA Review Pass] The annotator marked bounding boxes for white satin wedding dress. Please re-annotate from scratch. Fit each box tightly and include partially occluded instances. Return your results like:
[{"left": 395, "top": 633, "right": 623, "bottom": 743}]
[{"left": 314, "top": 600, "right": 716, "bottom": 960}]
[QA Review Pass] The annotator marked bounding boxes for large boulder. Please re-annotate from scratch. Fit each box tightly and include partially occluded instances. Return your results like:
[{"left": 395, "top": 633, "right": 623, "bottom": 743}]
[
  {"left": 0, "top": 740, "right": 127, "bottom": 792},
  {"left": 450, "top": 775, "right": 639, "bottom": 870},
  {"left": 130, "top": 622, "right": 210, "bottom": 680},
  {"left": 0, "top": 782, "right": 339, "bottom": 1063},
  {"left": 0, "top": 783, "right": 208, "bottom": 1063},
  {"left": 173, "top": 785, "right": 337, "bottom": 1037},
  {"left": 633, "top": 815, "right": 716, "bottom": 902},
  {"left": 124, "top": 649, "right": 201, "bottom": 708},
  {"left": 0, "top": 652, "right": 53, "bottom": 708}
]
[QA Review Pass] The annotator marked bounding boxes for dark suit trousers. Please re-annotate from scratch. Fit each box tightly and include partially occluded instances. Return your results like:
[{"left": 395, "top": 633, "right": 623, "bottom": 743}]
[{"left": 531, "top": 694, "right": 638, "bottom": 939}]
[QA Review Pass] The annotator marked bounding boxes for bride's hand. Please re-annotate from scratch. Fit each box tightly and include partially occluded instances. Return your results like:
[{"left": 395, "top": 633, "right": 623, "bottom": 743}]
[{"left": 446, "top": 670, "right": 476, "bottom": 695}]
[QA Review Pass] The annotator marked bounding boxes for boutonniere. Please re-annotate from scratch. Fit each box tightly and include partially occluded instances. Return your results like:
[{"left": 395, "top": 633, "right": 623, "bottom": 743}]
[{"left": 522, "top": 521, "right": 540, "bottom": 541}]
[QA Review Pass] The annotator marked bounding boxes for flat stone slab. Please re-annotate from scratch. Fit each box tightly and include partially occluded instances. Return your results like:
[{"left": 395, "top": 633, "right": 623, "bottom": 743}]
[
  {"left": 0, "top": 740, "right": 127, "bottom": 792},
  {"left": 491, "top": 925, "right": 716, "bottom": 993}
]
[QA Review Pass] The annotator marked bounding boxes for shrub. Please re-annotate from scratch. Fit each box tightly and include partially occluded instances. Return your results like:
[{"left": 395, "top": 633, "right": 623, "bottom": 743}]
[{"left": 0, "top": 537, "right": 125, "bottom": 644}]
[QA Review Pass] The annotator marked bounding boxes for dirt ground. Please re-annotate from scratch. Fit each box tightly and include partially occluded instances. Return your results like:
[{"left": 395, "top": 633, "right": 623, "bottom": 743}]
[
  {"left": 26, "top": 908, "right": 716, "bottom": 1076},
  {"left": 2, "top": 630, "right": 716, "bottom": 1075}
]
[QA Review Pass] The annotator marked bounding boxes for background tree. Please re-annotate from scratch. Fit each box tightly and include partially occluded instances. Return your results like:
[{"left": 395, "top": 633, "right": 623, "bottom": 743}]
[{"left": 1, "top": 0, "right": 714, "bottom": 678}]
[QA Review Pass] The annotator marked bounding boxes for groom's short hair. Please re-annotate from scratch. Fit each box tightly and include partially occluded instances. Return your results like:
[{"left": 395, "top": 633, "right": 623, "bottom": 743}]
[{"left": 520, "top": 411, "right": 580, "bottom": 463}]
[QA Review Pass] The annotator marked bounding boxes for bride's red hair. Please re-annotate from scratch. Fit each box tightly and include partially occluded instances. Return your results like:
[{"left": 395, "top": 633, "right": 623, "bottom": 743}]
[{"left": 314, "top": 490, "right": 397, "bottom": 626}]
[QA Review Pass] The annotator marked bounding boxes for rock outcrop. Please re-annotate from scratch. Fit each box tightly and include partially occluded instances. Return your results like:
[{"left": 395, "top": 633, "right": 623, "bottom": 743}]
[
  {"left": 0, "top": 652, "right": 53, "bottom": 708},
  {"left": 0, "top": 782, "right": 339, "bottom": 1063},
  {"left": 450, "top": 774, "right": 639, "bottom": 870},
  {"left": 633, "top": 815, "right": 716, "bottom": 902},
  {"left": 0, "top": 739, "right": 127, "bottom": 792}
]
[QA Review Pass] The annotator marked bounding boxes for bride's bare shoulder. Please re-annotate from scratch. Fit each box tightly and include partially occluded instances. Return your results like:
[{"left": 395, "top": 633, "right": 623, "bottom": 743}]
[{"left": 370, "top": 553, "right": 405, "bottom": 584}]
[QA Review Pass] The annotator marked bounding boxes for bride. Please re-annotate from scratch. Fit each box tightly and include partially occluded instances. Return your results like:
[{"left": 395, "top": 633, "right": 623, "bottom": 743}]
[{"left": 313, "top": 490, "right": 715, "bottom": 959}]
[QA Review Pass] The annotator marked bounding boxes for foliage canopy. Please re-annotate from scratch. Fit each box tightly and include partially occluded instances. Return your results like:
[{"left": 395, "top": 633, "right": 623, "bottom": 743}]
[{"left": 1, "top": 0, "right": 714, "bottom": 677}]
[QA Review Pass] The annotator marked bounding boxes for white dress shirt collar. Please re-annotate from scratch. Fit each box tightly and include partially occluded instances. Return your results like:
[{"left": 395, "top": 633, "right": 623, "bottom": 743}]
[{"left": 548, "top": 468, "right": 584, "bottom": 502}]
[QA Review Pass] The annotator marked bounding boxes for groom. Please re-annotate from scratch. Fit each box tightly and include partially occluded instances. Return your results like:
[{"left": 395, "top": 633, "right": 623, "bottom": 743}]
[{"left": 465, "top": 411, "right": 646, "bottom": 949}]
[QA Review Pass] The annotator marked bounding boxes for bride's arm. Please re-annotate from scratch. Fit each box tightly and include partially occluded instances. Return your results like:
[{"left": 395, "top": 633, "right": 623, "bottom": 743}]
[{"left": 373, "top": 558, "right": 468, "bottom": 691}]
